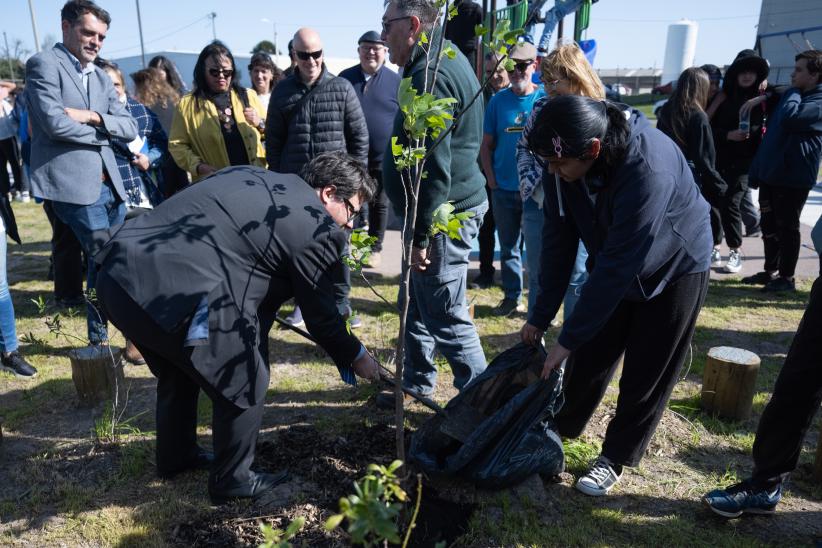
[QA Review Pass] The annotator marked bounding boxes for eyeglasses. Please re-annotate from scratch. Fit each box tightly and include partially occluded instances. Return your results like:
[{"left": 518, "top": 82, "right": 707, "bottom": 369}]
[
  {"left": 359, "top": 44, "right": 385, "bottom": 53},
  {"left": 342, "top": 197, "right": 360, "bottom": 222},
  {"left": 295, "top": 49, "right": 323, "bottom": 61},
  {"left": 506, "top": 61, "right": 533, "bottom": 74},
  {"left": 382, "top": 16, "right": 410, "bottom": 33},
  {"left": 208, "top": 68, "right": 234, "bottom": 78},
  {"left": 543, "top": 78, "right": 567, "bottom": 90}
]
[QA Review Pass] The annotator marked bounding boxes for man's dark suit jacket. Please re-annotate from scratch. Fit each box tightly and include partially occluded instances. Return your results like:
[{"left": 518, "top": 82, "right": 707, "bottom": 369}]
[{"left": 94, "top": 166, "right": 362, "bottom": 408}]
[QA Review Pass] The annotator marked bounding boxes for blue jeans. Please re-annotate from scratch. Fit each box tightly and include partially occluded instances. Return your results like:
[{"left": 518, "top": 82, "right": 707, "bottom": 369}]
[
  {"left": 521, "top": 196, "right": 544, "bottom": 312},
  {"left": 522, "top": 0, "right": 584, "bottom": 52},
  {"left": 0, "top": 218, "right": 18, "bottom": 353},
  {"left": 52, "top": 181, "right": 125, "bottom": 344},
  {"left": 403, "top": 201, "right": 489, "bottom": 395},
  {"left": 565, "top": 241, "right": 589, "bottom": 321},
  {"left": 492, "top": 189, "right": 525, "bottom": 302}
]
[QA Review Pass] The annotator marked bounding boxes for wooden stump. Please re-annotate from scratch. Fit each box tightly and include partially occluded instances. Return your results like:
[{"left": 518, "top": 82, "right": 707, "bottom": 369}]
[
  {"left": 69, "top": 346, "right": 125, "bottom": 407},
  {"left": 701, "top": 346, "right": 760, "bottom": 420},
  {"left": 814, "top": 420, "right": 822, "bottom": 482}
]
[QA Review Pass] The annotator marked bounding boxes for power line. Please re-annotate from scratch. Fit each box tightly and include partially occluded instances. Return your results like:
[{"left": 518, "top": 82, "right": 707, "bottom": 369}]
[{"left": 104, "top": 14, "right": 211, "bottom": 55}]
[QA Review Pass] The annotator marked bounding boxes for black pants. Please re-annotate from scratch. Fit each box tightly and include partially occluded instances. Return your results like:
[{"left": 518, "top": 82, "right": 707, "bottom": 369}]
[
  {"left": 741, "top": 188, "right": 761, "bottom": 234},
  {"left": 751, "top": 277, "right": 822, "bottom": 489},
  {"left": 716, "top": 171, "right": 747, "bottom": 250},
  {"left": 556, "top": 270, "right": 709, "bottom": 467},
  {"left": 758, "top": 184, "right": 810, "bottom": 278},
  {"left": 0, "top": 137, "right": 27, "bottom": 194},
  {"left": 367, "top": 169, "right": 389, "bottom": 252},
  {"left": 42, "top": 200, "right": 84, "bottom": 301},
  {"left": 477, "top": 186, "right": 496, "bottom": 277},
  {"left": 95, "top": 269, "right": 264, "bottom": 492}
]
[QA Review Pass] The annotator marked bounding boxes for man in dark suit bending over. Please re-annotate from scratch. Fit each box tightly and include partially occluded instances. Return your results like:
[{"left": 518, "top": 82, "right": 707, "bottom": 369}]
[{"left": 93, "top": 152, "right": 380, "bottom": 504}]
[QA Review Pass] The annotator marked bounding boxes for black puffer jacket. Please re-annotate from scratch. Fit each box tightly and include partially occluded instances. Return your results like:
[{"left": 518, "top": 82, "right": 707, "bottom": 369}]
[{"left": 265, "top": 66, "right": 369, "bottom": 174}]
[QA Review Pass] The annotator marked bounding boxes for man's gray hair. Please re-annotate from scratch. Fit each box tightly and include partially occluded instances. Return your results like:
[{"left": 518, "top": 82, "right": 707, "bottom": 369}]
[{"left": 391, "top": 0, "right": 441, "bottom": 27}]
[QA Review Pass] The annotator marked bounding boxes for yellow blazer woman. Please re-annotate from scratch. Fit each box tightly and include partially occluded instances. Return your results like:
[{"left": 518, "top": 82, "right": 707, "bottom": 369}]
[{"left": 169, "top": 88, "right": 267, "bottom": 182}]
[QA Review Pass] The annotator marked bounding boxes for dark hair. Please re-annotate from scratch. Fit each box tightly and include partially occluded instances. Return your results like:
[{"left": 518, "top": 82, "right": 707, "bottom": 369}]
[
  {"left": 527, "top": 95, "right": 631, "bottom": 179},
  {"left": 796, "top": 49, "right": 822, "bottom": 76},
  {"left": 392, "top": 0, "right": 441, "bottom": 27},
  {"left": 699, "top": 64, "right": 722, "bottom": 82},
  {"left": 192, "top": 41, "right": 243, "bottom": 105},
  {"left": 148, "top": 55, "right": 186, "bottom": 93},
  {"left": 300, "top": 152, "right": 375, "bottom": 202},
  {"left": 94, "top": 57, "right": 125, "bottom": 90},
  {"left": 61, "top": 0, "right": 111, "bottom": 27},
  {"left": 248, "top": 53, "right": 281, "bottom": 93},
  {"left": 665, "top": 67, "right": 710, "bottom": 147},
  {"left": 287, "top": 39, "right": 294, "bottom": 57}
]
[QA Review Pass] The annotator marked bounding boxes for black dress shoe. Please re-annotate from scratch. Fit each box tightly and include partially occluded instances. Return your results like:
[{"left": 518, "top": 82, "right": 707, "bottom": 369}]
[
  {"left": 157, "top": 448, "right": 215, "bottom": 479},
  {"left": 209, "top": 470, "right": 290, "bottom": 505}
]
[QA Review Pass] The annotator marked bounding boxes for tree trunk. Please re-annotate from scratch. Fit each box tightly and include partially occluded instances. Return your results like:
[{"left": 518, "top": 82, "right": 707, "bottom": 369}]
[
  {"left": 69, "top": 346, "right": 124, "bottom": 407},
  {"left": 700, "top": 346, "right": 760, "bottom": 420}
]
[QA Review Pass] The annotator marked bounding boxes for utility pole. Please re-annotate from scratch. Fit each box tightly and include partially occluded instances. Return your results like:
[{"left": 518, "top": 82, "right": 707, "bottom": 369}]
[
  {"left": 135, "top": 0, "right": 146, "bottom": 68},
  {"left": 2, "top": 32, "right": 15, "bottom": 81},
  {"left": 28, "top": 0, "right": 42, "bottom": 53},
  {"left": 209, "top": 12, "right": 217, "bottom": 41}
]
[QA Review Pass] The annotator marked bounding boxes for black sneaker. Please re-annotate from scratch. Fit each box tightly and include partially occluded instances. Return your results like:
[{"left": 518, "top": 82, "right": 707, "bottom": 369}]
[
  {"left": 469, "top": 273, "right": 494, "bottom": 290},
  {"left": 492, "top": 298, "right": 525, "bottom": 317},
  {"left": 1, "top": 351, "right": 37, "bottom": 378},
  {"left": 761, "top": 277, "right": 796, "bottom": 293},
  {"left": 741, "top": 271, "right": 776, "bottom": 285},
  {"left": 703, "top": 480, "right": 781, "bottom": 518},
  {"left": 576, "top": 455, "right": 622, "bottom": 496}
]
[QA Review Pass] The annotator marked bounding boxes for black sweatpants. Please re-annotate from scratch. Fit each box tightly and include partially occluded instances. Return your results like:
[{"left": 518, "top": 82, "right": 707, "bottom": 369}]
[
  {"left": 751, "top": 277, "right": 822, "bottom": 489},
  {"left": 96, "top": 269, "right": 264, "bottom": 492},
  {"left": 716, "top": 171, "right": 747, "bottom": 250},
  {"left": 477, "top": 186, "right": 496, "bottom": 278},
  {"left": 758, "top": 184, "right": 810, "bottom": 278},
  {"left": 367, "top": 169, "right": 389, "bottom": 252},
  {"left": 556, "top": 269, "right": 709, "bottom": 467}
]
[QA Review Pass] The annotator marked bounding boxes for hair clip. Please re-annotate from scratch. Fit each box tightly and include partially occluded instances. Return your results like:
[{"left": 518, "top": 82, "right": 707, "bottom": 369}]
[{"left": 552, "top": 136, "right": 563, "bottom": 158}]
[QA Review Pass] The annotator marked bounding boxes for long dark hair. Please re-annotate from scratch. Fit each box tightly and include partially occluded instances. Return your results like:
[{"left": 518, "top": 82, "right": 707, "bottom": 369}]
[
  {"left": 527, "top": 95, "right": 631, "bottom": 179},
  {"left": 191, "top": 41, "right": 244, "bottom": 107},
  {"left": 665, "top": 67, "right": 709, "bottom": 147},
  {"left": 148, "top": 55, "right": 186, "bottom": 94}
]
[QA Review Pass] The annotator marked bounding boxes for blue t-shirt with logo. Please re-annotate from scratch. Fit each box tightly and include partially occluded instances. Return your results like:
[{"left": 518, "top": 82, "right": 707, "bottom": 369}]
[{"left": 483, "top": 86, "right": 545, "bottom": 191}]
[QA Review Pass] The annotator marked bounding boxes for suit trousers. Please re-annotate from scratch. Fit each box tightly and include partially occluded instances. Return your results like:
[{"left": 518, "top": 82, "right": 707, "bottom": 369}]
[
  {"left": 751, "top": 277, "right": 822, "bottom": 489},
  {"left": 758, "top": 184, "right": 810, "bottom": 278},
  {"left": 42, "top": 200, "right": 84, "bottom": 302},
  {"left": 367, "top": 169, "right": 389, "bottom": 252},
  {"left": 95, "top": 269, "right": 264, "bottom": 491},
  {"left": 556, "top": 269, "right": 709, "bottom": 467}
]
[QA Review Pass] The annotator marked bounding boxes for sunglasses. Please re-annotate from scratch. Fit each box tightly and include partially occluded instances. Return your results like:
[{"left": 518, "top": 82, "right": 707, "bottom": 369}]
[
  {"left": 382, "top": 15, "right": 410, "bottom": 33},
  {"left": 208, "top": 68, "right": 234, "bottom": 78},
  {"left": 506, "top": 61, "right": 533, "bottom": 74},
  {"left": 295, "top": 49, "right": 323, "bottom": 61}
]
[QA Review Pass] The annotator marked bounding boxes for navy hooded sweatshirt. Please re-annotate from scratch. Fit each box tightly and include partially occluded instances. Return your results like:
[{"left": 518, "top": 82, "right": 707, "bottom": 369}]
[{"left": 529, "top": 110, "right": 713, "bottom": 351}]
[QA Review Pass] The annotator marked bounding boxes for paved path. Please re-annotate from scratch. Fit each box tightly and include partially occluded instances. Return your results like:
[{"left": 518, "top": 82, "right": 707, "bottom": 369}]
[{"left": 366, "top": 182, "right": 822, "bottom": 281}]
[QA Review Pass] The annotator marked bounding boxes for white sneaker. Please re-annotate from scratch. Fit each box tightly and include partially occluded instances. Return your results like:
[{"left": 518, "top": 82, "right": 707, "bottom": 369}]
[
  {"left": 723, "top": 249, "right": 742, "bottom": 273},
  {"left": 20, "top": 191, "right": 30, "bottom": 203},
  {"left": 576, "top": 455, "right": 622, "bottom": 496},
  {"left": 710, "top": 248, "right": 722, "bottom": 267}
]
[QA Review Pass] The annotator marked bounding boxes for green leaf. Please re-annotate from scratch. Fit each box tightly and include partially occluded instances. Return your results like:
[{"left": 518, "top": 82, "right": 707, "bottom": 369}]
[
  {"left": 474, "top": 24, "right": 489, "bottom": 38},
  {"left": 391, "top": 136, "right": 403, "bottom": 157},
  {"left": 420, "top": 31, "right": 428, "bottom": 45},
  {"left": 324, "top": 514, "right": 344, "bottom": 531},
  {"left": 442, "top": 45, "right": 456, "bottom": 60}
]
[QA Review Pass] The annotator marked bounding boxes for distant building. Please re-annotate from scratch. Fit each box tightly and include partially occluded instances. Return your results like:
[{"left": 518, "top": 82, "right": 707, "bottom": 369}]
[
  {"left": 595, "top": 68, "right": 663, "bottom": 95},
  {"left": 757, "top": 0, "right": 822, "bottom": 85}
]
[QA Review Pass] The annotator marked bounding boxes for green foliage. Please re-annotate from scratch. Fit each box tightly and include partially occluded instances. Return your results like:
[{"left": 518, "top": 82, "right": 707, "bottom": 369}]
[
  {"left": 325, "top": 460, "right": 407, "bottom": 547},
  {"left": 430, "top": 202, "right": 475, "bottom": 240},
  {"left": 343, "top": 229, "right": 378, "bottom": 272},
  {"left": 563, "top": 438, "right": 602, "bottom": 474},
  {"left": 251, "top": 40, "right": 278, "bottom": 55},
  {"left": 92, "top": 406, "right": 147, "bottom": 445},
  {"left": 258, "top": 517, "right": 305, "bottom": 548}
]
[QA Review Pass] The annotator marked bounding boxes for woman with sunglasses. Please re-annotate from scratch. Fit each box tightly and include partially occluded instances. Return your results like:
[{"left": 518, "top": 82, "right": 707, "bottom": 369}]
[
  {"left": 516, "top": 43, "right": 604, "bottom": 319},
  {"left": 521, "top": 95, "right": 712, "bottom": 497},
  {"left": 169, "top": 41, "right": 267, "bottom": 182}
]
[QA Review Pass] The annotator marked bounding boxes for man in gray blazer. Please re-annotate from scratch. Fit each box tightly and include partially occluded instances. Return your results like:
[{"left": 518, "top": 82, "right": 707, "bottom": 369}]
[{"left": 26, "top": 0, "right": 137, "bottom": 344}]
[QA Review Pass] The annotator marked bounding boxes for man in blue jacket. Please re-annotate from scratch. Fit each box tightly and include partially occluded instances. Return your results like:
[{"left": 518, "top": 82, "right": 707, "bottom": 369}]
[
  {"left": 746, "top": 50, "right": 822, "bottom": 292},
  {"left": 340, "top": 31, "right": 400, "bottom": 268}
]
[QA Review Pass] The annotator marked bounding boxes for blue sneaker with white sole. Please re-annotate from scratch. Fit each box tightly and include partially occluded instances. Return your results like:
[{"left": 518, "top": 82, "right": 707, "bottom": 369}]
[{"left": 703, "top": 480, "right": 782, "bottom": 518}]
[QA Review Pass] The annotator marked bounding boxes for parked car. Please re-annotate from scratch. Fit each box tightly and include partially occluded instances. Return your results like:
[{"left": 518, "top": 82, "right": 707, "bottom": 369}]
[{"left": 605, "top": 83, "right": 621, "bottom": 102}]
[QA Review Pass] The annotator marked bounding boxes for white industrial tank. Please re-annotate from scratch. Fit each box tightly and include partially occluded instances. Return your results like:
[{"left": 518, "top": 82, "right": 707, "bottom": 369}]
[{"left": 661, "top": 20, "right": 699, "bottom": 86}]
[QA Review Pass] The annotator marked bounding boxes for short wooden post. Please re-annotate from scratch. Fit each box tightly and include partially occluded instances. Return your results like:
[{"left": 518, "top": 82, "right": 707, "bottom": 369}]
[
  {"left": 814, "top": 420, "right": 822, "bottom": 482},
  {"left": 69, "top": 346, "right": 124, "bottom": 407},
  {"left": 701, "top": 346, "right": 760, "bottom": 420}
]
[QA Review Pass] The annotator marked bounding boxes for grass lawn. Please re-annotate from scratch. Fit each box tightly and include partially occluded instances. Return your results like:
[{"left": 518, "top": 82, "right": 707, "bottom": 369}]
[{"left": 1, "top": 200, "right": 820, "bottom": 546}]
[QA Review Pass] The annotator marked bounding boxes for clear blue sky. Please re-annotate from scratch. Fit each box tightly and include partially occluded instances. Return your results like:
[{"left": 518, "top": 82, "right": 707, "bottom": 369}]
[{"left": 5, "top": 0, "right": 762, "bottom": 68}]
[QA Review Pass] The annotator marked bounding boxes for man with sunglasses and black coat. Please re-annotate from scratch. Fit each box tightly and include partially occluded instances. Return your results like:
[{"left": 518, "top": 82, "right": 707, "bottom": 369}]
[{"left": 265, "top": 27, "right": 370, "bottom": 329}]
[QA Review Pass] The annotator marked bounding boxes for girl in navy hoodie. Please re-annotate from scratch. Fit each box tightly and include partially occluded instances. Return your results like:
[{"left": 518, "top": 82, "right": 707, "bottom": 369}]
[{"left": 521, "top": 95, "right": 712, "bottom": 497}]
